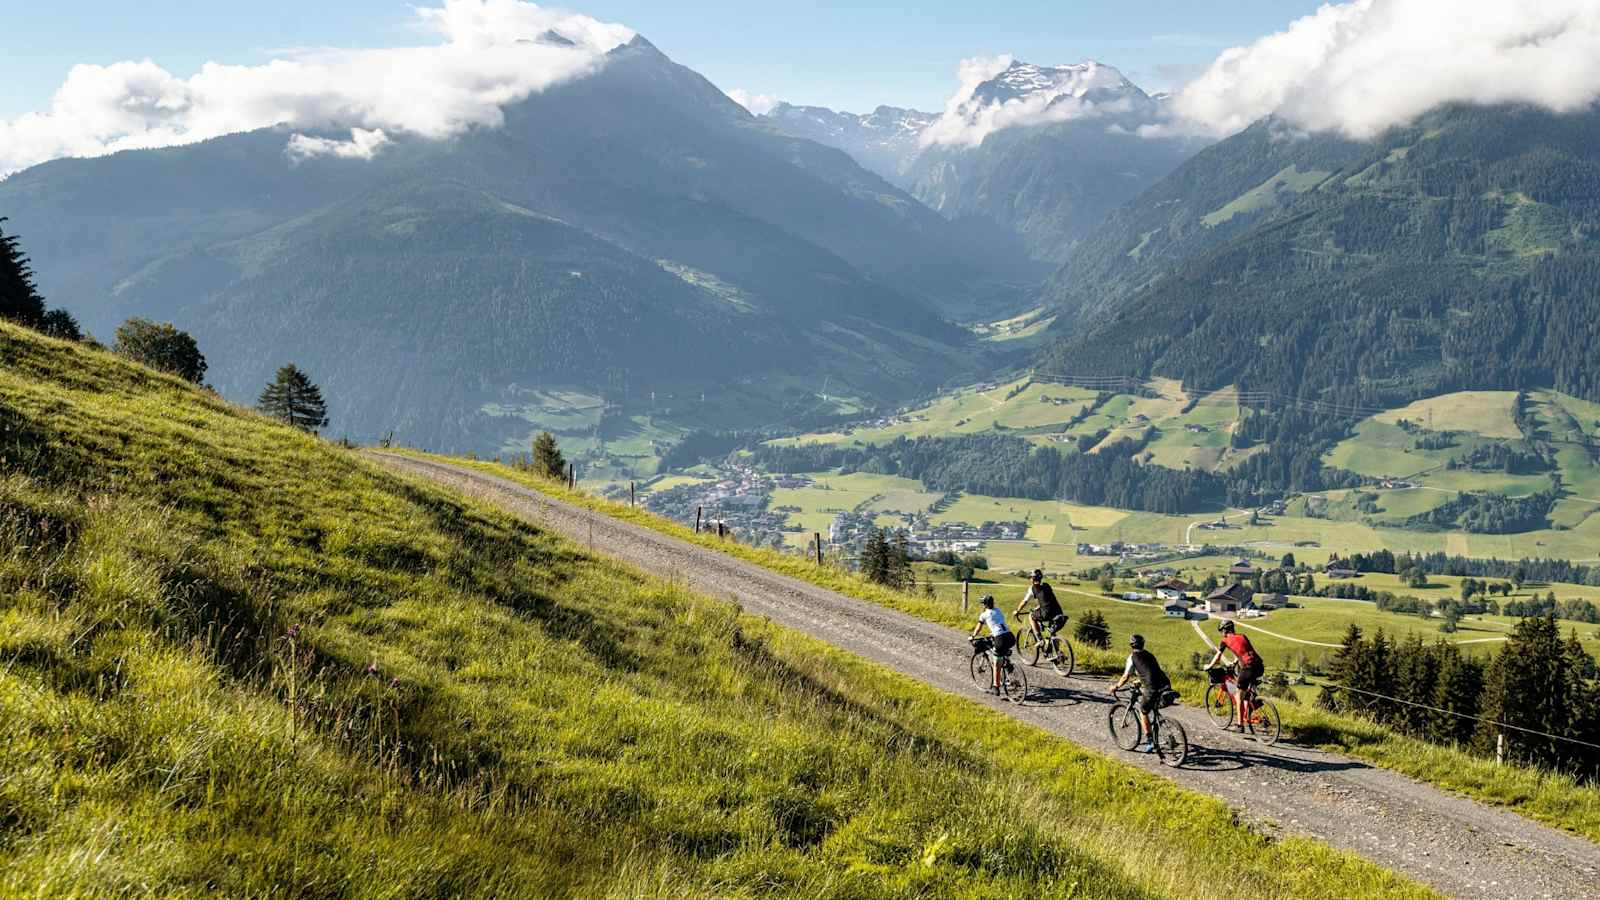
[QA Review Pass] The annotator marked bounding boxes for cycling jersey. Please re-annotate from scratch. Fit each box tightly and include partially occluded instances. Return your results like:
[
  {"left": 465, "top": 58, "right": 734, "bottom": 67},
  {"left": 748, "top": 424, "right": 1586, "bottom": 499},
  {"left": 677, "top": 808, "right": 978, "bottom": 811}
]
[
  {"left": 1024, "top": 583, "right": 1063, "bottom": 620},
  {"left": 1123, "top": 649, "right": 1172, "bottom": 693},
  {"left": 978, "top": 608, "right": 1008, "bottom": 637},
  {"left": 1221, "top": 632, "right": 1258, "bottom": 668}
]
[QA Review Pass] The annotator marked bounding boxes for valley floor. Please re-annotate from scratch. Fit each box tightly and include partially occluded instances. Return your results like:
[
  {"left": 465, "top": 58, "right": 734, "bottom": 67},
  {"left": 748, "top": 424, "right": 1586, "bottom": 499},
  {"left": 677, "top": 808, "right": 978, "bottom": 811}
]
[{"left": 375, "top": 452, "right": 1600, "bottom": 900}]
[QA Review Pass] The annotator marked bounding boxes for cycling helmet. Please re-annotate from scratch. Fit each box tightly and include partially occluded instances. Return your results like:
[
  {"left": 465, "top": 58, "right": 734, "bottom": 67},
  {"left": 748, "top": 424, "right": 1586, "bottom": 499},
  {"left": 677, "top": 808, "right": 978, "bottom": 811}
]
[
  {"left": 1129, "top": 634, "right": 1145, "bottom": 650},
  {"left": 1031, "top": 568, "right": 1044, "bottom": 581},
  {"left": 1218, "top": 619, "right": 1236, "bottom": 634},
  {"left": 981, "top": 594, "right": 996, "bottom": 608}
]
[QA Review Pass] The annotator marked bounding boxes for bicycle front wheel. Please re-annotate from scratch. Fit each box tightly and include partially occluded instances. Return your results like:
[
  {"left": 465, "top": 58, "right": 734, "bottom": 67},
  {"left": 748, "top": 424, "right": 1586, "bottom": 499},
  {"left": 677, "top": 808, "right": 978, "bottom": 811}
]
[
  {"left": 1204, "top": 685, "right": 1234, "bottom": 729},
  {"left": 1001, "top": 659, "right": 1030, "bottom": 705},
  {"left": 1156, "top": 718, "right": 1189, "bottom": 768},
  {"left": 1249, "top": 699, "right": 1282, "bottom": 746},
  {"left": 970, "top": 651, "right": 994, "bottom": 691},
  {"left": 1052, "top": 639, "right": 1075, "bottom": 677},
  {"left": 1107, "top": 704, "right": 1143, "bottom": 750},
  {"left": 1018, "top": 628, "right": 1042, "bottom": 666}
]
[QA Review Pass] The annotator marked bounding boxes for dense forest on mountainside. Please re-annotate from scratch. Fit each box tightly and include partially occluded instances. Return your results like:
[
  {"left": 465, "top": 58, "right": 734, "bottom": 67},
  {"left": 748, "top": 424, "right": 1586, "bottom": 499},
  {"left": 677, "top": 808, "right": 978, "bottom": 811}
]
[{"left": 1039, "top": 104, "right": 1600, "bottom": 409}]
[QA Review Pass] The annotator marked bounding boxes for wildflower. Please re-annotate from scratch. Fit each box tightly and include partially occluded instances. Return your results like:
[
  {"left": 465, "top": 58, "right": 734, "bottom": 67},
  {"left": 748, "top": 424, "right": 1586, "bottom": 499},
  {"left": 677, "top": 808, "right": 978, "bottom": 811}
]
[
  {"left": 366, "top": 661, "right": 379, "bottom": 676},
  {"left": 286, "top": 623, "right": 302, "bottom": 639}
]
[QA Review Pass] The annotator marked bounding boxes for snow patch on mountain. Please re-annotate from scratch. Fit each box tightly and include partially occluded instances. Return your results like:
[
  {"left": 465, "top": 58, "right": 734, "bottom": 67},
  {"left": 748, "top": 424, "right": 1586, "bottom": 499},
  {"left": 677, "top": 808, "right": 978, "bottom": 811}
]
[{"left": 922, "top": 56, "right": 1159, "bottom": 149}]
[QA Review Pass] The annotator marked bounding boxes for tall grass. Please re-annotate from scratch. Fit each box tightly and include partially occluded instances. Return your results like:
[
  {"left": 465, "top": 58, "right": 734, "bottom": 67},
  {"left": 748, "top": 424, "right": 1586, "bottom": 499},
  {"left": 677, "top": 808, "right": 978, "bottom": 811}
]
[
  {"left": 430, "top": 452, "right": 1600, "bottom": 842},
  {"left": 0, "top": 323, "right": 1430, "bottom": 897}
]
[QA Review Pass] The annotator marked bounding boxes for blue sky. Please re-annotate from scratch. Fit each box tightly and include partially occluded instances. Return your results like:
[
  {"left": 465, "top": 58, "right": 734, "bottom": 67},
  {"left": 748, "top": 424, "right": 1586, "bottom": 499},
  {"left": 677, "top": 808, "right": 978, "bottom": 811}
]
[{"left": 2, "top": 0, "right": 1327, "bottom": 120}]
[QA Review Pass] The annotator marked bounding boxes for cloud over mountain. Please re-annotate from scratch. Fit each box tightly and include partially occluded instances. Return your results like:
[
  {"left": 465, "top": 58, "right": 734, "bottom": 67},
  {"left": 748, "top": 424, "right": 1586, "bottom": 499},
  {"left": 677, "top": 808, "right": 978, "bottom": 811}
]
[
  {"left": 725, "top": 89, "right": 780, "bottom": 116},
  {"left": 0, "top": 0, "right": 632, "bottom": 175},
  {"left": 1164, "top": 0, "right": 1600, "bottom": 140}
]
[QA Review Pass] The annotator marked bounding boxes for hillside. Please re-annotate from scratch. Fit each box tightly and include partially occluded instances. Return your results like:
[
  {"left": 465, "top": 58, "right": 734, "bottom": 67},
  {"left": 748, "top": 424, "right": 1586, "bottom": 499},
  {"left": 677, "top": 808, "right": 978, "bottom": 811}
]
[
  {"left": 0, "top": 37, "right": 1034, "bottom": 453},
  {"left": 759, "top": 103, "right": 937, "bottom": 184},
  {"left": 1040, "top": 103, "right": 1600, "bottom": 407},
  {"left": 0, "top": 324, "right": 1445, "bottom": 896}
]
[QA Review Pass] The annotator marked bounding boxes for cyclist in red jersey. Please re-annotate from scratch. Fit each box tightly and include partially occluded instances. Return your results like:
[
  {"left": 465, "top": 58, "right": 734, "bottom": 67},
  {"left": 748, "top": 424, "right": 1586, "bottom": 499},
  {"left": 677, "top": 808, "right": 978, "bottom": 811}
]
[{"left": 1205, "top": 619, "right": 1265, "bottom": 728}]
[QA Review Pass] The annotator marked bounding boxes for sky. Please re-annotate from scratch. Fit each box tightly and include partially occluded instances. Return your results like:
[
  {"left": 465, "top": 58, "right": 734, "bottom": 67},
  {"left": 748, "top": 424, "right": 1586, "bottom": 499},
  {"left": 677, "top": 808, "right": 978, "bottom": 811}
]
[
  {"left": 4, "top": 1, "right": 1600, "bottom": 176},
  {"left": 0, "top": 1, "right": 1327, "bottom": 121}
]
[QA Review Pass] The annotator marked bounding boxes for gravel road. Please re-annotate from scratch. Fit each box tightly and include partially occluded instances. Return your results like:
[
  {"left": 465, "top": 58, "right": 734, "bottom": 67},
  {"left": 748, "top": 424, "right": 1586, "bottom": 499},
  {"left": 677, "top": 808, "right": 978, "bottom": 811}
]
[{"left": 373, "top": 453, "right": 1600, "bottom": 900}]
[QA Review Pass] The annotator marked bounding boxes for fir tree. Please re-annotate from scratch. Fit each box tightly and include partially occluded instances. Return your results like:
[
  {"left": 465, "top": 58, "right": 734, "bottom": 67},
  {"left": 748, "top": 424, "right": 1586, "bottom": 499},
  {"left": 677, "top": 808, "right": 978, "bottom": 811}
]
[
  {"left": 0, "top": 218, "right": 46, "bottom": 328},
  {"left": 532, "top": 432, "right": 566, "bottom": 480},
  {"left": 38, "top": 309, "right": 81, "bottom": 341},
  {"left": 257, "top": 364, "right": 329, "bottom": 433},
  {"left": 1075, "top": 610, "right": 1111, "bottom": 649},
  {"left": 887, "top": 531, "right": 914, "bottom": 591},
  {"left": 861, "top": 528, "right": 891, "bottom": 585}
]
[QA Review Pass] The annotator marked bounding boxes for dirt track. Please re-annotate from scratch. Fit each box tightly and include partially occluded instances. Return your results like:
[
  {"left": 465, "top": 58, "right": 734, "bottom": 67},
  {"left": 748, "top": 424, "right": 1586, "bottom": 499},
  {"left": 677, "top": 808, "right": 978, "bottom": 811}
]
[{"left": 372, "top": 453, "right": 1600, "bottom": 900}]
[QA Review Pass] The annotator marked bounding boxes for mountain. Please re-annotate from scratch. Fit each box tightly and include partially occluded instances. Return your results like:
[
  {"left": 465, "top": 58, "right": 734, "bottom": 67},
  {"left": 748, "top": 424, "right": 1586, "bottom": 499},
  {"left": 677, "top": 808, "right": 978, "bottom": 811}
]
[
  {"left": 1039, "top": 103, "right": 1600, "bottom": 406},
  {"left": 760, "top": 103, "right": 937, "bottom": 184},
  {"left": 0, "top": 36, "right": 1037, "bottom": 453},
  {"left": 906, "top": 61, "right": 1202, "bottom": 266}
]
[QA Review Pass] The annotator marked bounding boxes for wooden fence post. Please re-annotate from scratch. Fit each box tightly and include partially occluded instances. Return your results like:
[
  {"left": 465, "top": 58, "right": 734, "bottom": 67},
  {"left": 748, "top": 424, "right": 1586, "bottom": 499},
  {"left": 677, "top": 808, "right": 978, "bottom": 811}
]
[
  {"left": 629, "top": 482, "right": 636, "bottom": 507},
  {"left": 962, "top": 580, "right": 970, "bottom": 613},
  {"left": 814, "top": 533, "right": 824, "bottom": 565},
  {"left": 694, "top": 507, "right": 702, "bottom": 533},
  {"left": 1496, "top": 730, "right": 1505, "bottom": 766},
  {"left": 567, "top": 463, "right": 576, "bottom": 489},
  {"left": 717, "top": 522, "right": 725, "bottom": 540}
]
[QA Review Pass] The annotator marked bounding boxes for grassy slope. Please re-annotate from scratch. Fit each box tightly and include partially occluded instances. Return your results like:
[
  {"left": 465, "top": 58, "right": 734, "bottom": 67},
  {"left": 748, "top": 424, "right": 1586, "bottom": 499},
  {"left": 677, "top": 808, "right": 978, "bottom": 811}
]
[
  {"left": 434, "top": 452, "right": 1600, "bottom": 843},
  {"left": 0, "top": 323, "right": 1436, "bottom": 898}
]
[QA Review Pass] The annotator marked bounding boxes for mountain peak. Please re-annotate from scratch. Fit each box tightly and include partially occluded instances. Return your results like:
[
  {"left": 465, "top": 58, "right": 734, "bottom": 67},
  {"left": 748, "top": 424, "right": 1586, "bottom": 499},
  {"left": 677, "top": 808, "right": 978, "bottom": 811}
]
[{"left": 979, "top": 58, "right": 1147, "bottom": 106}]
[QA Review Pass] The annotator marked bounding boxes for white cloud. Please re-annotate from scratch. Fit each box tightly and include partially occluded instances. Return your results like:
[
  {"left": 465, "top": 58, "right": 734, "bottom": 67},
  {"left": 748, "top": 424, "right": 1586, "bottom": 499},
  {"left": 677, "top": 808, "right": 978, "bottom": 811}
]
[
  {"left": 1164, "top": 0, "right": 1600, "bottom": 140},
  {"left": 725, "top": 89, "right": 780, "bottom": 116},
  {"left": 286, "top": 128, "right": 392, "bottom": 162},
  {"left": 920, "top": 56, "right": 1144, "bottom": 149},
  {"left": 0, "top": 0, "right": 634, "bottom": 175}
]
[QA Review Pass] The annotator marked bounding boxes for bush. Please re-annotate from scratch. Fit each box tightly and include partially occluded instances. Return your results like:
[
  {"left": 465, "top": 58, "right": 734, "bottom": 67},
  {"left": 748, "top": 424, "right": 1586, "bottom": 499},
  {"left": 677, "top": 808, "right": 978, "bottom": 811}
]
[{"left": 1076, "top": 610, "right": 1111, "bottom": 650}]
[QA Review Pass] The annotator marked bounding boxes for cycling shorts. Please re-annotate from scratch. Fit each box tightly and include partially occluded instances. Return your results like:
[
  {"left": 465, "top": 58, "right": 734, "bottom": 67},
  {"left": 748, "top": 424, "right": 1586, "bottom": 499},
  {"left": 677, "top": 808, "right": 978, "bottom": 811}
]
[
  {"left": 1235, "top": 659, "right": 1264, "bottom": 694},
  {"left": 1038, "top": 613, "right": 1067, "bottom": 636},
  {"left": 1137, "top": 688, "right": 1165, "bottom": 714},
  {"left": 992, "top": 631, "right": 1017, "bottom": 658}
]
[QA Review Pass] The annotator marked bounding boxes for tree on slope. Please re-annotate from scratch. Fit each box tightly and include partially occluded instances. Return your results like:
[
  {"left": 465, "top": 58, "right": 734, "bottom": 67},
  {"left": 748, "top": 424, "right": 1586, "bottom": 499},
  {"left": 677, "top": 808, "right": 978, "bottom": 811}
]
[
  {"left": 0, "top": 218, "right": 47, "bottom": 328},
  {"left": 532, "top": 432, "right": 566, "bottom": 480},
  {"left": 258, "top": 364, "right": 329, "bottom": 434},
  {"left": 114, "top": 318, "right": 207, "bottom": 383}
]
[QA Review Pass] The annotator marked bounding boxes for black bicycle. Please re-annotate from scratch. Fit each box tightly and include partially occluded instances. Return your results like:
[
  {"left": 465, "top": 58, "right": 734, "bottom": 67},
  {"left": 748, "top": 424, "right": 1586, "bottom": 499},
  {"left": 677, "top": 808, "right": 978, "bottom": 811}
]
[
  {"left": 1108, "top": 684, "right": 1188, "bottom": 767},
  {"left": 1016, "top": 611, "right": 1075, "bottom": 676},
  {"left": 970, "top": 636, "right": 1030, "bottom": 704}
]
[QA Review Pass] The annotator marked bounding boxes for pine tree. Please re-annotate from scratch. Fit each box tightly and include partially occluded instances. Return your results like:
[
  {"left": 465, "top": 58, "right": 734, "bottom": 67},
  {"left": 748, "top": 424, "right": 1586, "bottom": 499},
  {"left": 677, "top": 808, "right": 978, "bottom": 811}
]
[
  {"left": 532, "top": 432, "right": 566, "bottom": 480},
  {"left": 1428, "top": 646, "right": 1483, "bottom": 747},
  {"left": 257, "top": 364, "right": 329, "bottom": 433},
  {"left": 1075, "top": 610, "right": 1111, "bottom": 649},
  {"left": 888, "top": 531, "right": 914, "bottom": 591},
  {"left": 0, "top": 218, "right": 46, "bottom": 328},
  {"left": 38, "top": 309, "right": 81, "bottom": 341},
  {"left": 861, "top": 528, "right": 891, "bottom": 585}
]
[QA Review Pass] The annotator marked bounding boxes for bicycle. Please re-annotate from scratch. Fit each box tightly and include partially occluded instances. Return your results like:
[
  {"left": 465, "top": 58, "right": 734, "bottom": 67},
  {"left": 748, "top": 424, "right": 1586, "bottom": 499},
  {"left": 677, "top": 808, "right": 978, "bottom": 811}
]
[
  {"left": 1016, "top": 611, "right": 1075, "bottom": 676},
  {"left": 969, "top": 636, "right": 1030, "bottom": 704},
  {"left": 1108, "top": 684, "right": 1187, "bottom": 767},
  {"left": 1203, "top": 667, "right": 1281, "bottom": 746}
]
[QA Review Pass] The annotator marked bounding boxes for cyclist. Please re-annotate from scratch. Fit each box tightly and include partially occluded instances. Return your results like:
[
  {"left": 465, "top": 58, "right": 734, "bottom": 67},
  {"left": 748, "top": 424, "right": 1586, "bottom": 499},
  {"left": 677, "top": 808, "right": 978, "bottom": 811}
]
[
  {"left": 1205, "top": 619, "right": 1264, "bottom": 729},
  {"left": 969, "top": 594, "right": 1016, "bottom": 696},
  {"left": 1109, "top": 634, "right": 1171, "bottom": 753},
  {"left": 1014, "top": 568, "right": 1067, "bottom": 649}
]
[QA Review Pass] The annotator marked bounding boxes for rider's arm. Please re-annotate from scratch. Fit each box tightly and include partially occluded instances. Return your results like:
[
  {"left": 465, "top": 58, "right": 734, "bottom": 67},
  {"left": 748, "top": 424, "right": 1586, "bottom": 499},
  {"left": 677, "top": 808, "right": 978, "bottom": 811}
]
[
  {"left": 1110, "top": 654, "right": 1135, "bottom": 691},
  {"left": 1205, "top": 647, "right": 1226, "bottom": 668},
  {"left": 1013, "top": 586, "right": 1034, "bottom": 618}
]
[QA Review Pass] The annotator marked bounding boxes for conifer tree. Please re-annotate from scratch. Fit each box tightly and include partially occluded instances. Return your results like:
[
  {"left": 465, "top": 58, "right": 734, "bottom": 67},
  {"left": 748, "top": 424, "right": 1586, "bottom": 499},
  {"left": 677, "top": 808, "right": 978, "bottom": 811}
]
[
  {"left": 257, "top": 364, "right": 329, "bottom": 433},
  {"left": 888, "top": 531, "right": 914, "bottom": 590},
  {"left": 861, "top": 528, "right": 891, "bottom": 585},
  {"left": 0, "top": 218, "right": 46, "bottom": 328},
  {"left": 532, "top": 432, "right": 566, "bottom": 480}
]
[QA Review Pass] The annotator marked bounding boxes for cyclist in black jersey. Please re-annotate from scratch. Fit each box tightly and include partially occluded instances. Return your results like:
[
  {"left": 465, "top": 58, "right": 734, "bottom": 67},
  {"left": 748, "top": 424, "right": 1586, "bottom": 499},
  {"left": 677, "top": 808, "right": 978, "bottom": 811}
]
[
  {"left": 1109, "top": 634, "right": 1172, "bottom": 753},
  {"left": 1014, "top": 569, "right": 1066, "bottom": 638}
]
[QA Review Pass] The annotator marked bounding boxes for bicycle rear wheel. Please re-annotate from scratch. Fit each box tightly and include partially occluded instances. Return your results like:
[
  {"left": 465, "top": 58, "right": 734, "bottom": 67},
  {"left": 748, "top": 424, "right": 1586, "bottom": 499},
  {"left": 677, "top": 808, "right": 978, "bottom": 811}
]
[
  {"left": 1000, "top": 658, "right": 1029, "bottom": 704},
  {"left": 1018, "top": 628, "right": 1042, "bottom": 666},
  {"left": 970, "top": 651, "right": 994, "bottom": 691},
  {"left": 1107, "top": 704, "right": 1143, "bottom": 750},
  {"left": 1249, "top": 699, "right": 1282, "bottom": 746},
  {"left": 1204, "top": 685, "right": 1234, "bottom": 729},
  {"left": 1155, "top": 718, "right": 1189, "bottom": 767}
]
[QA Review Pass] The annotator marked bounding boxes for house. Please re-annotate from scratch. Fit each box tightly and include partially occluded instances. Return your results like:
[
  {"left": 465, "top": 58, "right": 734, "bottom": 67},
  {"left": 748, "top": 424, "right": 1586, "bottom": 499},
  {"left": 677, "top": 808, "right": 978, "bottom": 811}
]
[
  {"left": 1255, "top": 592, "right": 1288, "bottom": 611},
  {"left": 1153, "top": 578, "right": 1190, "bottom": 601},
  {"left": 1227, "top": 559, "right": 1258, "bottom": 577},
  {"left": 1327, "top": 567, "right": 1360, "bottom": 579},
  {"left": 1206, "top": 583, "right": 1253, "bottom": 615},
  {"left": 1163, "top": 600, "right": 1190, "bottom": 619}
]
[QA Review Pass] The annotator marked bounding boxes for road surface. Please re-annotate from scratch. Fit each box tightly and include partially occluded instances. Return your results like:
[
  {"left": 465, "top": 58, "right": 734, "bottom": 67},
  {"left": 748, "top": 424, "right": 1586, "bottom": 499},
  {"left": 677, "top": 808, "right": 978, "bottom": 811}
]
[{"left": 371, "top": 452, "right": 1600, "bottom": 900}]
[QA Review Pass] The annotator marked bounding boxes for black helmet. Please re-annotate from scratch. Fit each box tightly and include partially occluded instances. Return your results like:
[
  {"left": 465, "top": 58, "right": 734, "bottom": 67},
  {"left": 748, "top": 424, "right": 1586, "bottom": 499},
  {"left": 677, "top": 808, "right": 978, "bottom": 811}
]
[
  {"left": 1032, "top": 569, "right": 1044, "bottom": 581},
  {"left": 1129, "top": 634, "right": 1145, "bottom": 650},
  {"left": 1218, "top": 619, "right": 1235, "bottom": 634},
  {"left": 981, "top": 594, "right": 996, "bottom": 608}
]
